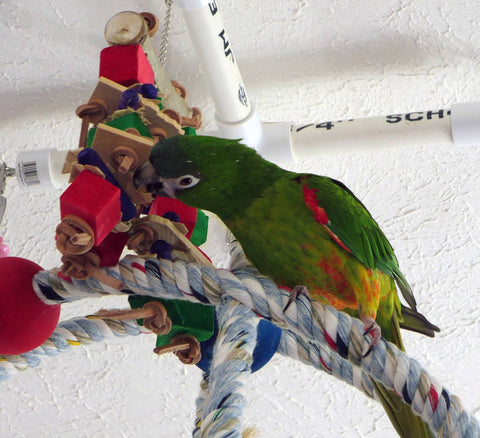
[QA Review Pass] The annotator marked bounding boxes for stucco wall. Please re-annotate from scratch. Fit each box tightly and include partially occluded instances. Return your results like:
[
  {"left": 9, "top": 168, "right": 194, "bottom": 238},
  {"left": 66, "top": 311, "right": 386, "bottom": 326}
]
[{"left": 1, "top": 1, "right": 479, "bottom": 436}]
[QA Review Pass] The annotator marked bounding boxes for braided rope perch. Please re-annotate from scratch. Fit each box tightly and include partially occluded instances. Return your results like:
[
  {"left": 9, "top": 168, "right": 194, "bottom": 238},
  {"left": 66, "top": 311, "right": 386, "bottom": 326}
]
[
  {"left": 26, "top": 253, "right": 480, "bottom": 437},
  {"left": 193, "top": 297, "right": 258, "bottom": 437},
  {"left": 0, "top": 316, "right": 141, "bottom": 380},
  {"left": 0, "top": 315, "right": 376, "bottom": 400}
]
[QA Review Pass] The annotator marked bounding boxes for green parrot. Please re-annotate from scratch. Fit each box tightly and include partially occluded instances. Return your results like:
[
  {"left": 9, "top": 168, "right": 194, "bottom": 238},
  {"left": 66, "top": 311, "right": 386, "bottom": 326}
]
[{"left": 135, "top": 135, "right": 439, "bottom": 438}]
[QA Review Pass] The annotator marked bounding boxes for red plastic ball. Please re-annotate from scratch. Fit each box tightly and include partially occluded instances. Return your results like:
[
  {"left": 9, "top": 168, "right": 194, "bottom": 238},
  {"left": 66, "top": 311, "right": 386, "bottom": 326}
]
[{"left": 0, "top": 257, "right": 61, "bottom": 355}]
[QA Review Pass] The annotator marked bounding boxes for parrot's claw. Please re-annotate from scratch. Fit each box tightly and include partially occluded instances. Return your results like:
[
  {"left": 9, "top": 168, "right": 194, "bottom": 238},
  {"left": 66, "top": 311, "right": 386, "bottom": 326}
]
[
  {"left": 283, "top": 285, "right": 309, "bottom": 312},
  {"left": 361, "top": 316, "right": 381, "bottom": 357}
]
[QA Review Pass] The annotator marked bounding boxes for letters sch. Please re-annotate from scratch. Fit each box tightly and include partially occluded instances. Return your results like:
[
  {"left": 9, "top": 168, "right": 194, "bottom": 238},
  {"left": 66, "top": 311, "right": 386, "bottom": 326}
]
[{"left": 386, "top": 109, "right": 450, "bottom": 124}]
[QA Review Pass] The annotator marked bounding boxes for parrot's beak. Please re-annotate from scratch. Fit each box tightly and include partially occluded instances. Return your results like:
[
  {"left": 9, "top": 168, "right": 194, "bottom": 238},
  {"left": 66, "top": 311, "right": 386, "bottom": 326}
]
[
  {"left": 133, "top": 162, "right": 176, "bottom": 198},
  {"left": 159, "top": 179, "right": 176, "bottom": 198},
  {"left": 134, "top": 161, "right": 158, "bottom": 189}
]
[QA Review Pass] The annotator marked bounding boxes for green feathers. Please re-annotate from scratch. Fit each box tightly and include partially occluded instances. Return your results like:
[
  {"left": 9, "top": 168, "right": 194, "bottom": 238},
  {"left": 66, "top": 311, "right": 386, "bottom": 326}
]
[
  {"left": 149, "top": 136, "right": 413, "bottom": 307},
  {"left": 150, "top": 136, "right": 287, "bottom": 223},
  {"left": 149, "top": 136, "right": 200, "bottom": 178}
]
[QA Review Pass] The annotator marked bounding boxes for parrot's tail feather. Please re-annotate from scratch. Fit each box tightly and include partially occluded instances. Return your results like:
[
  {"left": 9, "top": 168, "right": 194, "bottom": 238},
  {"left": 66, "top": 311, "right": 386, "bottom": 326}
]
[
  {"left": 372, "top": 381, "right": 434, "bottom": 438},
  {"left": 399, "top": 305, "right": 440, "bottom": 338},
  {"left": 393, "top": 269, "right": 417, "bottom": 310},
  {"left": 375, "top": 311, "right": 434, "bottom": 437}
]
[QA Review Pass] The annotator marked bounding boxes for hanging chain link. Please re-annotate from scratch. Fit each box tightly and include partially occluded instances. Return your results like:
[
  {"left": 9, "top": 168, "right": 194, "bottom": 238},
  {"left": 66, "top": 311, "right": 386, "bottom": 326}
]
[{"left": 158, "top": 0, "right": 173, "bottom": 68}]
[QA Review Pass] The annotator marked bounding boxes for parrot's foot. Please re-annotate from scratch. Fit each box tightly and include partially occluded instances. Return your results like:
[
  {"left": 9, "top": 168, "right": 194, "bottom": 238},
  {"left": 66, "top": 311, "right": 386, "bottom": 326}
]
[
  {"left": 361, "top": 316, "right": 381, "bottom": 357},
  {"left": 283, "top": 285, "right": 309, "bottom": 312}
]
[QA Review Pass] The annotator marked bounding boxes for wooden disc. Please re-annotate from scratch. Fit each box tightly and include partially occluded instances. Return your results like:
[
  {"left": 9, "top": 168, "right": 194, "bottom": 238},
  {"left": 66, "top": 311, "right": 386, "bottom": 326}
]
[
  {"left": 149, "top": 127, "right": 168, "bottom": 141},
  {"left": 112, "top": 145, "right": 140, "bottom": 173},
  {"left": 105, "top": 11, "right": 148, "bottom": 46},
  {"left": 56, "top": 215, "right": 95, "bottom": 255},
  {"left": 140, "top": 12, "right": 159, "bottom": 37}
]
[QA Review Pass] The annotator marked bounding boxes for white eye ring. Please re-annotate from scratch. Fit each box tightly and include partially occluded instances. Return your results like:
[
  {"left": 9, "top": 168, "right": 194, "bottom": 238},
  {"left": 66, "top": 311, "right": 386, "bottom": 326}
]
[{"left": 173, "top": 175, "right": 200, "bottom": 189}]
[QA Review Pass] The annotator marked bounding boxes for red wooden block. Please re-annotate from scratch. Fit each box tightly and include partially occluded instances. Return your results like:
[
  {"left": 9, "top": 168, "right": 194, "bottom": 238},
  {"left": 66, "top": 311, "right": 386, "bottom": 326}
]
[
  {"left": 148, "top": 196, "right": 197, "bottom": 239},
  {"left": 95, "top": 231, "right": 129, "bottom": 267},
  {"left": 99, "top": 44, "right": 155, "bottom": 87},
  {"left": 60, "top": 170, "right": 122, "bottom": 246}
]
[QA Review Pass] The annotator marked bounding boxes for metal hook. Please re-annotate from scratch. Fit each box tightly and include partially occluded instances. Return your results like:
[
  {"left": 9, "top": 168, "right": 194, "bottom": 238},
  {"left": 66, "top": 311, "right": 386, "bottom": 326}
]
[
  {"left": 0, "top": 162, "right": 15, "bottom": 225},
  {"left": 0, "top": 162, "right": 15, "bottom": 196}
]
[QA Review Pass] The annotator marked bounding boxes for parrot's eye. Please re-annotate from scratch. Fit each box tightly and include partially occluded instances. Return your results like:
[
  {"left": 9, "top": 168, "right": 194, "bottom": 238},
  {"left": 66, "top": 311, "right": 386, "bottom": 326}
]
[
  {"left": 174, "top": 175, "right": 200, "bottom": 189},
  {"left": 180, "top": 177, "right": 192, "bottom": 186}
]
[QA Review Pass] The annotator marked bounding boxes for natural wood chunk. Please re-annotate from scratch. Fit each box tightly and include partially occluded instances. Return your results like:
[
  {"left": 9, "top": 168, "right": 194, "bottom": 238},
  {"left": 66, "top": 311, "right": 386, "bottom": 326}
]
[{"left": 105, "top": 11, "right": 149, "bottom": 46}]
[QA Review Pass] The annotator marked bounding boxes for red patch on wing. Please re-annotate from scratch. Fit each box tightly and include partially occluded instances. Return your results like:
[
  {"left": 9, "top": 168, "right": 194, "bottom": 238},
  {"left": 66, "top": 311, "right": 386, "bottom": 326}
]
[
  {"left": 316, "top": 258, "right": 357, "bottom": 309},
  {"left": 318, "top": 258, "right": 347, "bottom": 286},
  {"left": 302, "top": 184, "right": 352, "bottom": 253},
  {"left": 302, "top": 185, "right": 329, "bottom": 224}
]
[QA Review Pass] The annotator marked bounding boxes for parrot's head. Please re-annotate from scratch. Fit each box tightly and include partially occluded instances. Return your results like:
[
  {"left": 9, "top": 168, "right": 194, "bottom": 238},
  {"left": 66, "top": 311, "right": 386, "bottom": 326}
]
[{"left": 134, "top": 135, "right": 284, "bottom": 220}]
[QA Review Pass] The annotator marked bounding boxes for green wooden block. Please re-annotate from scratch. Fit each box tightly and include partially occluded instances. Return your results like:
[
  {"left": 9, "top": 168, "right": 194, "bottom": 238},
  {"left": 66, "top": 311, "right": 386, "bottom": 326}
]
[
  {"left": 87, "top": 127, "right": 96, "bottom": 147},
  {"left": 86, "top": 112, "right": 152, "bottom": 147},
  {"left": 128, "top": 296, "right": 215, "bottom": 344},
  {"left": 183, "top": 126, "right": 197, "bottom": 136},
  {"left": 108, "top": 112, "right": 152, "bottom": 137},
  {"left": 190, "top": 209, "right": 209, "bottom": 247}
]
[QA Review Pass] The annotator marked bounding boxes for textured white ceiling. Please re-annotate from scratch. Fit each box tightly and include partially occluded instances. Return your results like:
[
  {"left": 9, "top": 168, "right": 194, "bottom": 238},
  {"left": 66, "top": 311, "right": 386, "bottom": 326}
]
[{"left": 1, "top": 1, "right": 480, "bottom": 436}]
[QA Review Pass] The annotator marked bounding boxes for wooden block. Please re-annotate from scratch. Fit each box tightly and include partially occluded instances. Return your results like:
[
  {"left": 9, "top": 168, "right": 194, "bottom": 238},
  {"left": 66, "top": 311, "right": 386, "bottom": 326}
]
[
  {"left": 90, "top": 124, "right": 155, "bottom": 206},
  {"left": 107, "top": 112, "right": 152, "bottom": 138},
  {"left": 62, "top": 149, "right": 82, "bottom": 174},
  {"left": 95, "top": 231, "right": 129, "bottom": 267},
  {"left": 89, "top": 77, "right": 127, "bottom": 116},
  {"left": 148, "top": 197, "right": 197, "bottom": 239},
  {"left": 60, "top": 170, "right": 121, "bottom": 246},
  {"left": 143, "top": 101, "right": 184, "bottom": 137},
  {"left": 100, "top": 44, "right": 155, "bottom": 87},
  {"left": 91, "top": 123, "right": 154, "bottom": 171},
  {"left": 129, "top": 215, "right": 213, "bottom": 267},
  {"left": 77, "top": 147, "right": 138, "bottom": 221},
  {"left": 87, "top": 77, "right": 184, "bottom": 138}
]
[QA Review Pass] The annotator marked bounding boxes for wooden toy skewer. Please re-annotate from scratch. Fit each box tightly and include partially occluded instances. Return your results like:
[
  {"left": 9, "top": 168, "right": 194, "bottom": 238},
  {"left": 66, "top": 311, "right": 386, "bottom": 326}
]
[{"left": 97, "top": 300, "right": 172, "bottom": 335}]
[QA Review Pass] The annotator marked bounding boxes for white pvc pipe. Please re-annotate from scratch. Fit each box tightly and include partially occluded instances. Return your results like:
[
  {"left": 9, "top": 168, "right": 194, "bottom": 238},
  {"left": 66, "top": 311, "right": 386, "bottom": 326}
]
[
  {"left": 176, "top": 0, "right": 252, "bottom": 124},
  {"left": 174, "top": 0, "right": 264, "bottom": 149},
  {"left": 450, "top": 101, "right": 480, "bottom": 146},
  {"left": 284, "top": 103, "right": 480, "bottom": 160},
  {"left": 16, "top": 149, "right": 69, "bottom": 190},
  {"left": 290, "top": 108, "right": 453, "bottom": 159}
]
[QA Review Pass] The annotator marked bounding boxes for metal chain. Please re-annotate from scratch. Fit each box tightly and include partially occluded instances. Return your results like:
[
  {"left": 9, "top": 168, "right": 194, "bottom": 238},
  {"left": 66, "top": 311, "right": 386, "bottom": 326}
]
[{"left": 158, "top": 0, "right": 173, "bottom": 67}]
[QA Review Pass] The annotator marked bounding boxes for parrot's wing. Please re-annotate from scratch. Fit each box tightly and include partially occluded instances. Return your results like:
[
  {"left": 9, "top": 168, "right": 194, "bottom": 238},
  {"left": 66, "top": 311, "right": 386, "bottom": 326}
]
[{"left": 296, "top": 174, "right": 417, "bottom": 310}]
